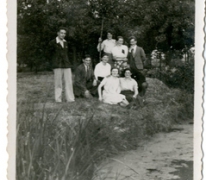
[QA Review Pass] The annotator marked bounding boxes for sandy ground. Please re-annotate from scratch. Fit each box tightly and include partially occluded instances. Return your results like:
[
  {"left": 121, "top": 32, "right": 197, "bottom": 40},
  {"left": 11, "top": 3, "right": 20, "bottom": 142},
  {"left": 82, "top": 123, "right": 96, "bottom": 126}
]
[{"left": 93, "top": 124, "right": 193, "bottom": 180}]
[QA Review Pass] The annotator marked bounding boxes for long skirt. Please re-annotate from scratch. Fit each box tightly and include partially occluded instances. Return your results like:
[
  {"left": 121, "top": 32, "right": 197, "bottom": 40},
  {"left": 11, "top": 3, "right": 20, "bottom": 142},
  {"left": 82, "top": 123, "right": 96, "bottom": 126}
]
[{"left": 102, "top": 91, "right": 125, "bottom": 105}]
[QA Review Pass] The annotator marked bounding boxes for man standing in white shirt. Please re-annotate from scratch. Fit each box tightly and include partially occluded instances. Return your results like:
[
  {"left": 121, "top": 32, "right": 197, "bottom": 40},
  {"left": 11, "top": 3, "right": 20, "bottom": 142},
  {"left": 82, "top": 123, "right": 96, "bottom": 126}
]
[
  {"left": 97, "top": 31, "right": 116, "bottom": 66},
  {"left": 94, "top": 54, "right": 111, "bottom": 82},
  {"left": 111, "top": 36, "right": 128, "bottom": 70}
]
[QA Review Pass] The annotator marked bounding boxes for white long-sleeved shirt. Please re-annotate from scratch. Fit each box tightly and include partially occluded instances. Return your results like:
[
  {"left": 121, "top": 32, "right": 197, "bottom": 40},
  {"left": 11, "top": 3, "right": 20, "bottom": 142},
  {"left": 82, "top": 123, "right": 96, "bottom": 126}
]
[
  {"left": 111, "top": 45, "right": 128, "bottom": 60},
  {"left": 97, "top": 39, "right": 116, "bottom": 54},
  {"left": 94, "top": 62, "right": 111, "bottom": 80}
]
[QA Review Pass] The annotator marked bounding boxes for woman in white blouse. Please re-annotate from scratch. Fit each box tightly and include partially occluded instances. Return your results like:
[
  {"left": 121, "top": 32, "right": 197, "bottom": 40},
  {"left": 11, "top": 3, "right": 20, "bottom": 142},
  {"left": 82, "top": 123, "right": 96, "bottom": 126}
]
[
  {"left": 98, "top": 68, "right": 128, "bottom": 106},
  {"left": 94, "top": 54, "right": 111, "bottom": 82},
  {"left": 120, "top": 69, "right": 138, "bottom": 103},
  {"left": 111, "top": 36, "right": 128, "bottom": 70}
]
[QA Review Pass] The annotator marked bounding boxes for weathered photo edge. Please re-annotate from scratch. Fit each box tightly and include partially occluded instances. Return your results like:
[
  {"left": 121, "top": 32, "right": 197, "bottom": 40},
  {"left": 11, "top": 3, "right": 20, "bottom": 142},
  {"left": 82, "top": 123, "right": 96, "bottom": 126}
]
[{"left": 6, "top": 0, "right": 205, "bottom": 179}]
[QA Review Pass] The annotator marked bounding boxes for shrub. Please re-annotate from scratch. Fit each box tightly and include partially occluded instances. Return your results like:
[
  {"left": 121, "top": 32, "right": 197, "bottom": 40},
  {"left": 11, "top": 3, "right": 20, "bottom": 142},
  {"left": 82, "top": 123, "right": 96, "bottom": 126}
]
[
  {"left": 147, "top": 49, "right": 194, "bottom": 93},
  {"left": 160, "top": 62, "right": 194, "bottom": 93}
]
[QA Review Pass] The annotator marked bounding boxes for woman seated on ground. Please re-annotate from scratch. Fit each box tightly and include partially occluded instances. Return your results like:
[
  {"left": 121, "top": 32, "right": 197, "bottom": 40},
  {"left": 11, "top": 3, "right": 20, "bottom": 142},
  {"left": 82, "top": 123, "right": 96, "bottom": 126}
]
[
  {"left": 120, "top": 69, "right": 138, "bottom": 103},
  {"left": 120, "top": 61, "right": 148, "bottom": 105},
  {"left": 98, "top": 68, "right": 129, "bottom": 106},
  {"left": 94, "top": 54, "right": 111, "bottom": 82}
]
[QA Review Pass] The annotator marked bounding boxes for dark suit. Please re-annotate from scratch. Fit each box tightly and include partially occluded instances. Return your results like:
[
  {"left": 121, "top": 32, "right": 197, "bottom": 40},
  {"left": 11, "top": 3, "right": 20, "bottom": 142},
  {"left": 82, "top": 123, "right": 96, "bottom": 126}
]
[
  {"left": 128, "top": 46, "right": 148, "bottom": 96},
  {"left": 48, "top": 39, "right": 71, "bottom": 69},
  {"left": 73, "top": 64, "right": 97, "bottom": 97},
  {"left": 128, "top": 45, "right": 146, "bottom": 71},
  {"left": 48, "top": 38, "right": 74, "bottom": 102}
]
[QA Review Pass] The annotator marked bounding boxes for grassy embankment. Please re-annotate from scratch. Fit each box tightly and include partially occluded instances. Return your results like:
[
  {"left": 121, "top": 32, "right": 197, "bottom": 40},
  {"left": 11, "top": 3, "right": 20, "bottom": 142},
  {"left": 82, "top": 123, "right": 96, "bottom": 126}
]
[{"left": 17, "top": 72, "right": 193, "bottom": 180}]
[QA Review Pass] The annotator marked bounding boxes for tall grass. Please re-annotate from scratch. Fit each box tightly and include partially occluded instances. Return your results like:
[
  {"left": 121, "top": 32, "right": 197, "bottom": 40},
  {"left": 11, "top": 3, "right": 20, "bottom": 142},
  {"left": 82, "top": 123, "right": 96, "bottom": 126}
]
[
  {"left": 17, "top": 105, "right": 102, "bottom": 180},
  {"left": 17, "top": 74, "right": 194, "bottom": 180}
]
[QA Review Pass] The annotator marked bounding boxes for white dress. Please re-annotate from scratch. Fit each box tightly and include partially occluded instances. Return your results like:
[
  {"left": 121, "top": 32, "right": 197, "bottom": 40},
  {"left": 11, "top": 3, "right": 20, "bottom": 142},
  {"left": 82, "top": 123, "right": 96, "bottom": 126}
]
[{"left": 100, "top": 76, "right": 126, "bottom": 104}]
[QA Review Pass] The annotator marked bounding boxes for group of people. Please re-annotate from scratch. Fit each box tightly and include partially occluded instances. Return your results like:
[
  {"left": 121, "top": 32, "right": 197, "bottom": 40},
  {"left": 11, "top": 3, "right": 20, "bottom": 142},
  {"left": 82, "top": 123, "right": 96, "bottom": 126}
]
[{"left": 48, "top": 27, "right": 148, "bottom": 107}]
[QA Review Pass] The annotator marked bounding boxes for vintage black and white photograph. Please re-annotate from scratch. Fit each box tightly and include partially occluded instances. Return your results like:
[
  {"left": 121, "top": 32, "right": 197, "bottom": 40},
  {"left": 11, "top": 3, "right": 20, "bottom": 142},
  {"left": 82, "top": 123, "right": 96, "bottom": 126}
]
[{"left": 15, "top": 0, "right": 201, "bottom": 179}]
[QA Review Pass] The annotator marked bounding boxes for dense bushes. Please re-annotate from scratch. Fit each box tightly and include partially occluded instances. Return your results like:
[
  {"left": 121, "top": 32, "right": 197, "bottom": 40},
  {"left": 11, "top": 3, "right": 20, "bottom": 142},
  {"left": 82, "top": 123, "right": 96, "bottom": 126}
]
[
  {"left": 145, "top": 49, "right": 194, "bottom": 93},
  {"left": 17, "top": 0, "right": 194, "bottom": 72},
  {"left": 160, "top": 63, "right": 194, "bottom": 93}
]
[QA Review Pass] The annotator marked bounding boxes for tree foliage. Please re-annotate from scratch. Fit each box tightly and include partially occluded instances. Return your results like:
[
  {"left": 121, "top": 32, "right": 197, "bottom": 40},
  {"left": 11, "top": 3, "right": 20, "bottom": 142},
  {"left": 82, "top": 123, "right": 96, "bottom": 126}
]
[{"left": 17, "top": 0, "right": 194, "bottom": 72}]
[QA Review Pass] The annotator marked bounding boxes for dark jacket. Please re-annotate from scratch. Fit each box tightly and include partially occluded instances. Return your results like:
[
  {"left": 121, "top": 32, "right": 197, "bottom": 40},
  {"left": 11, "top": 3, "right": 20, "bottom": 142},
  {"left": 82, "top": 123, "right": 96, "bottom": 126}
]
[
  {"left": 48, "top": 39, "right": 71, "bottom": 69},
  {"left": 128, "top": 46, "right": 146, "bottom": 70},
  {"left": 73, "top": 64, "right": 95, "bottom": 96}
]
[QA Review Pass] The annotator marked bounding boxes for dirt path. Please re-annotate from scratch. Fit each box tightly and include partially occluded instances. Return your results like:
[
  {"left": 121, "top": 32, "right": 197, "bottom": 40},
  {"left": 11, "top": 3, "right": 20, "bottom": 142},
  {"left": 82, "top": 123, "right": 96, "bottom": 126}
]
[{"left": 93, "top": 124, "right": 193, "bottom": 180}]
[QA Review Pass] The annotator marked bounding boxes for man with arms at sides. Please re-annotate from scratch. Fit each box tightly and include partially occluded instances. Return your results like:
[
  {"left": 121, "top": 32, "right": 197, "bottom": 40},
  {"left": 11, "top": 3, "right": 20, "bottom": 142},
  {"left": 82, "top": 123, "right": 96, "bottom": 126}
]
[
  {"left": 73, "top": 55, "right": 98, "bottom": 98},
  {"left": 128, "top": 36, "right": 148, "bottom": 103},
  {"left": 48, "top": 27, "right": 75, "bottom": 103},
  {"left": 111, "top": 36, "right": 128, "bottom": 70},
  {"left": 94, "top": 54, "right": 111, "bottom": 83},
  {"left": 97, "top": 31, "right": 116, "bottom": 66}
]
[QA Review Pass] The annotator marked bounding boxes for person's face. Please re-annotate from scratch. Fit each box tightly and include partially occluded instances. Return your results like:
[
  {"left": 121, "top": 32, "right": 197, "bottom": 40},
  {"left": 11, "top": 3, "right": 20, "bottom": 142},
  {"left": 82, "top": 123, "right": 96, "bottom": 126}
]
[
  {"left": 57, "top": 29, "right": 66, "bottom": 40},
  {"left": 107, "top": 33, "right": 113, "bottom": 39},
  {"left": 83, "top": 58, "right": 91, "bottom": 66},
  {"left": 102, "top": 56, "right": 109, "bottom": 63},
  {"left": 124, "top": 70, "right": 131, "bottom": 78},
  {"left": 111, "top": 69, "right": 119, "bottom": 77},
  {"left": 117, "top": 38, "right": 124, "bottom": 45},
  {"left": 130, "top": 39, "right": 137, "bottom": 46}
]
